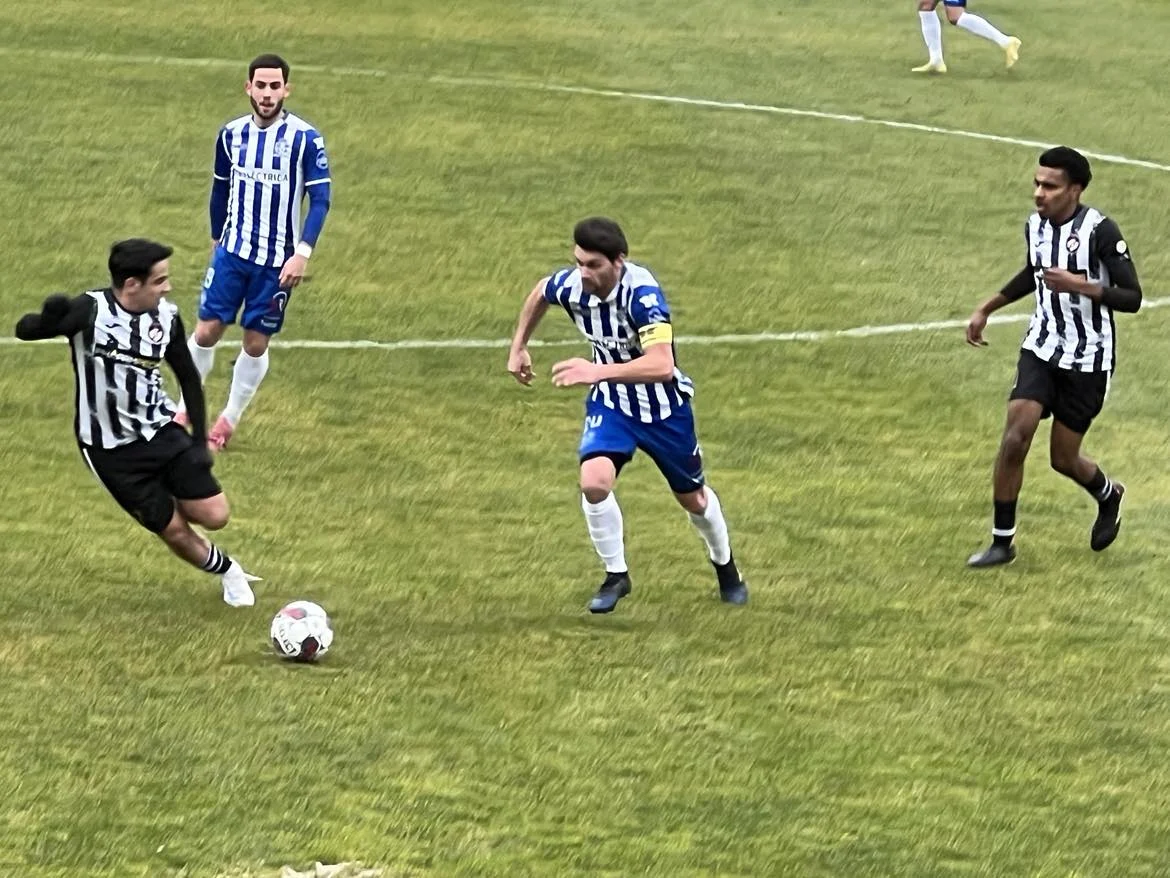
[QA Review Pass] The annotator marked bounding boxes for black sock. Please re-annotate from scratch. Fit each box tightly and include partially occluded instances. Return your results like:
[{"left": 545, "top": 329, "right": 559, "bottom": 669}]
[
  {"left": 201, "top": 544, "right": 233, "bottom": 575},
  {"left": 993, "top": 500, "right": 1017, "bottom": 547},
  {"left": 713, "top": 555, "right": 740, "bottom": 586},
  {"left": 1081, "top": 467, "right": 1113, "bottom": 502}
]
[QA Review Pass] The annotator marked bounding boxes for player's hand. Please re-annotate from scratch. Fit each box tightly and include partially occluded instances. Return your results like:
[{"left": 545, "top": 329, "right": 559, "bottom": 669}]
[
  {"left": 966, "top": 310, "right": 989, "bottom": 347},
  {"left": 1042, "top": 268, "right": 1086, "bottom": 295},
  {"left": 508, "top": 347, "right": 535, "bottom": 385},
  {"left": 279, "top": 254, "right": 309, "bottom": 290},
  {"left": 551, "top": 357, "right": 601, "bottom": 388}
]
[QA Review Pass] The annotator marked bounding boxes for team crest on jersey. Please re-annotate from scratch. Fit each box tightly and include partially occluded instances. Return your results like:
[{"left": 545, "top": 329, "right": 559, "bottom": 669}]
[
  {"left": 274, "top": 139, "right": 293, "bottom": 159},
  {"left": 147, "top": 321, "right": 165, "bottom": 343},
  {"left": 1066, "top": 235, "right": 1081, "bottom": 253}
]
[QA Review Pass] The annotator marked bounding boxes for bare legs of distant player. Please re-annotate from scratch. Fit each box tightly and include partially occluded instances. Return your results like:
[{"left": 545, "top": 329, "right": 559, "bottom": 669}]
[
  {"left": 914, "top": 0, "right": 1020, "bottom": 74},
  {"left": 178, "top": 319, "right": 271, "bottom": 451}
]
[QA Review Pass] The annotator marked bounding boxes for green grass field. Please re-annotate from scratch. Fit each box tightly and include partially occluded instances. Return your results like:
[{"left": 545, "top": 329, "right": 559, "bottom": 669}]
[{"left": 3, "top": 1, "right": 1170, "bottom": 875}]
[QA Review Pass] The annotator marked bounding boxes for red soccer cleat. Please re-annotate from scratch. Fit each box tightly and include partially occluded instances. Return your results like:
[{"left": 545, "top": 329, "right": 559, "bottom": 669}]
[{"left": 207, "top": 414, "right": 235, "bottom": 452}]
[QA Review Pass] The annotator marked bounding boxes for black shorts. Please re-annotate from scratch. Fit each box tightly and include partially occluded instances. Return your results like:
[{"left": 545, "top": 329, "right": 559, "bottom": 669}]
[
  {"left": 80, "top": 423, "right": 222, "bottom": 533},
  {"left": 1009, "top": 350, "right": 1111, "bottom": 435}
]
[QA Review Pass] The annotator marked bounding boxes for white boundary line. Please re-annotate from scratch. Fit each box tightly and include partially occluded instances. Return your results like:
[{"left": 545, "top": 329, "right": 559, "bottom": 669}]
[
  {"left": 0, "top": 46, "right": 1165, "bottom": 352},
  {"left": 4, "top": 298, "right": 1169, "bottom": 351},
  {"left": 1, "top": 46, "right": 1169, "bottom": 173}
]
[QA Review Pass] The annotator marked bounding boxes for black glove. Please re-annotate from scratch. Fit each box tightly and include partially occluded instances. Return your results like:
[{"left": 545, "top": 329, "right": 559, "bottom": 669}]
[{"left": 41, "top": 294, "right": 71, "bottom": 323}]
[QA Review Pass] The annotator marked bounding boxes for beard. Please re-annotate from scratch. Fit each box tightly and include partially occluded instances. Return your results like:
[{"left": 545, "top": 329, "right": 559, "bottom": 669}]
[{"left": 250, "top": 97, "right": 284, "bottom": 119}]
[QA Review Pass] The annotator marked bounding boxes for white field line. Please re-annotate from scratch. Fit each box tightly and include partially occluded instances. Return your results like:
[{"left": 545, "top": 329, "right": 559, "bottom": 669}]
[
  {"left": 4, "top": 297, "right": 1169, "bottom": 351},
  {"left": 0, "top": 46, "right": 1164, "bottom": 353},
  {"left": 1, "top": 46, "right": 1169, "bottom": 172}
]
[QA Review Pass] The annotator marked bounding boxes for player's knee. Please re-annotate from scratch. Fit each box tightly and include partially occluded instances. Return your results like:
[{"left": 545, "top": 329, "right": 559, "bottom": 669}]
[
  {"left": 946, "top": 10, "right": 963, "bottom": 24},
  {"left": 1000, "top": 427, "right": 1033, "bottom": 463},
  {"left": 917, "top": 0, "right": 936, "bottom": 10},
  {"left": 201, "top": 507, "right": 230, "bottom": 531},
  {"left": 241, "top": 335, "right": 270, "bottom": 358},
  {"left": 675, "top": 488, "right": 707, "bottom": 514},
  {"left": 1049, "top": 451, "right": 1078, "bottom": 478},
  {"left": 581, "top": 484, "right": 612, "bottom": 505},
  {"left": 194, "top": 321, "right": 225, "bottom": 347}
]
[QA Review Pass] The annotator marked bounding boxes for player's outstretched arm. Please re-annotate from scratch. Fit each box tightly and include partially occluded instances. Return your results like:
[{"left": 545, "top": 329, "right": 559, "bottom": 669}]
[
  {"left": 508, "top": 278, "right": 550, "bottom": 385},
  {"left": 966, "top": 263, "right": 1035, "bottom": 346},
  {"left": 14, "top": 294, "right": 92, "bottom": 341}
]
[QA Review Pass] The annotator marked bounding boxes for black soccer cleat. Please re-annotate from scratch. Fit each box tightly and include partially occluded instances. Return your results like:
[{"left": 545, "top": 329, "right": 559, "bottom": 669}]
[
  {"left": 967, "top": 542, "right": 1017, "bottom": 568},
  {"left": 714, "top": 557, "right": 749, "bottom": 605},
  {"left": 1091, "top": 483, "right": 1125, "bottom": 552},
  {"left": 588, "top": 572, "right": 632, "bottom": 614}
]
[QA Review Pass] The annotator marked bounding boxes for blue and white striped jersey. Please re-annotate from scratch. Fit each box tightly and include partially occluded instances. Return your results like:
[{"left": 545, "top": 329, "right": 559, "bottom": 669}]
[
  {"left": 544, "top": 261, "right": 694, "bottom": 423},
  {"left": 213, "top": 112, "right": 331, "bottom": 267}
]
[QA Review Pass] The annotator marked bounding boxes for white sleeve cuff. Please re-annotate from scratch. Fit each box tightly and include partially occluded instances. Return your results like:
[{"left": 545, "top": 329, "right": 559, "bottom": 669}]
[{"left": 295, "top": 242, "right": 314, "bottom": 259}]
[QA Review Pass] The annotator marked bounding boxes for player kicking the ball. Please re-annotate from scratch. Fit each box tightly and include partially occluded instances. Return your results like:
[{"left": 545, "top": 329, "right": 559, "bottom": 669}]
[{"left": 508, "top": 217, "right": 749, "bottom": 613}]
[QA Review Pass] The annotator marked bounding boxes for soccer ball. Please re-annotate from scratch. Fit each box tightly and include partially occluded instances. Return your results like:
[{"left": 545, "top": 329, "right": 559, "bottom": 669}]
[{"left": 270, "top": 600, "right": 334, "bottom": 662}]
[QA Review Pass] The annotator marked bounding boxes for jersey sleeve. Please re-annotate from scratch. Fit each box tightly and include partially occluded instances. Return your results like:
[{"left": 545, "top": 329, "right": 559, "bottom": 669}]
[
  {"left": 213, "top": 128, "right": 232, "bottom": 181},
  {"left": 543, "top": 269, "right": 572, "bottom": 304},
  {"left": 1092, "top": 218, "right": 1133, "bottom": 265},
  {"left": 628, "top": 284, "right": 674, "bottom": 347},
  {"left": 303, "top": 130, "right": 331, "bottom": 186}
]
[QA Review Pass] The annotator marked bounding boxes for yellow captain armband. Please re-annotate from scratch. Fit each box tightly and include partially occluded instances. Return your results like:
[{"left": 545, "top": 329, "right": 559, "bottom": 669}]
[{"left": 638, "top": 322, "right": 673, "bottom": 347}]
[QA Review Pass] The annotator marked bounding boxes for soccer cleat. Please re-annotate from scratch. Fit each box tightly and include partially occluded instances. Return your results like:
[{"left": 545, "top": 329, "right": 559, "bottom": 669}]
[
  {"left": 207, "top": 414, "right": 235, "bottom": 452},
  {"left": 1091, "top": 483, "right": 1125, "bottom": 552},
  {"left": 588, "top": 572, "right": 631, "bottom": 614},
  {"left": 221, "top": 560, "right": 260, "bottom": 607},
  {"left": 173, "top": 410, "right": 189, "bottom": 428},
  {"left": 912, "top": 60, "right": 948, "bottom": 74},
  {"left": 714, "top": 557, "right": 749, "bottom": 605},
  {"left": 1004, "top": 37, "right": 1021, "bottom": 69},
  {"left": 967, "top": 542, "right": 1017, "bottom": 568}
]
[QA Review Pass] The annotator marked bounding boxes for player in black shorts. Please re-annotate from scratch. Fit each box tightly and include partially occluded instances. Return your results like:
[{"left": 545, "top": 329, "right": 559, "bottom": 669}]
[
  {"left": 964, "top": 148, "right": 1143, "bottom": 567},
  {"left": 14, "top": 238, "right": 259, "bottom": 605}
]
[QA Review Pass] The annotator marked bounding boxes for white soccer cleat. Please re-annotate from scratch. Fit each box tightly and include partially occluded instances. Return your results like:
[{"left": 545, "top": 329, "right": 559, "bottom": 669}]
[
  {"left": 912, "top": 60, "right": 948, "bottom": 74},
  {"left": 221, "top": 561, "right": 261, "bottom": 607},
  {"left": 1004, "top": 37, "right": 1021, "bottom": 69}
]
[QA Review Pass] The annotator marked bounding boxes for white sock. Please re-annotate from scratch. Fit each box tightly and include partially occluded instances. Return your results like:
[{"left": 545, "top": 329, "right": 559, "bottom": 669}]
[
  {"left": 688, "top": 487, "right": 732, "bottom": 566},
  {"left": 956, "top": 12, "right": 1011, "bottom": 48},
  {"left": 582, "top": 493, "right": 627, "bottom": 574},
  {"left": 222, "top": 350, "right": 270, "bottom": 426},
  {"left": 919, "top": 11, "right": 944, "bottom": 63},
  {"left": 177, "top": 337, "right": 217, "bottom": 414}
]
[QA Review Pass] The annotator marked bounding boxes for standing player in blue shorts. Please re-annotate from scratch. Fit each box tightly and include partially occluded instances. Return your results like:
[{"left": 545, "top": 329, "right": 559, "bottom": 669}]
[
  {"left": 175, "top": 53, "right": 332, "bottom": 450},
  {"left": 913, "top": 0, "right": 1021, "bottom": 74},
  {"left": 507, "top": 217, "right": 749, "bottom": 613}
]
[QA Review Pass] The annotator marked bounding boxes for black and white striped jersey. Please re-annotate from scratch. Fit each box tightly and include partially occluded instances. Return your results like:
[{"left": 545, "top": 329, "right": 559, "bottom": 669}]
[
  {"left": 15, "top": 289, "right": 206, "bottom": 449},
  {"left": 1020, "top": 206, "right": 1130, "bottom": 372}
]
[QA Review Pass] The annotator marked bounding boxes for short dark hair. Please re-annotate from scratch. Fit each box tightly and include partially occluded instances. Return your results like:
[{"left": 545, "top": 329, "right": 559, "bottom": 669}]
[
  {"left": 108, "top": 239, "right": 173, "bottom": 288},
  {"left": 1039, "top": 146, "right": 1092, "bottom": 189},
  {"left": 249, "top": 53, "right": 290, "bottom": 82},
  {"left": 573, "top": 217, "right": 628, "bottom": 262}
]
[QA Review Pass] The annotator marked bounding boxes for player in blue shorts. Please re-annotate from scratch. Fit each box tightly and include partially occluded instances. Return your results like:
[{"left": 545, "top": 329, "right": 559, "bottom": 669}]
[
  {"left": 507, "top": 217, "right": 749, "bottom": 613},
  {"left": 175, "top": 53, "right": 332, "bottom": 450},
  {"left": 913, "top": 0, "right": 1021, "bottom": 74}
]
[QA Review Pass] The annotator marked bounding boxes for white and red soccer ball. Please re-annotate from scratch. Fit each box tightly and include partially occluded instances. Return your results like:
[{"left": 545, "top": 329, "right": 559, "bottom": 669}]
[{"left": 270, "top": 600, "right": 334, "bottom": 662}]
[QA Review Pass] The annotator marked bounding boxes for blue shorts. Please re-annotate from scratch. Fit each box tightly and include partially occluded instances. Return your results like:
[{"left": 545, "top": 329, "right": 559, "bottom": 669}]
[
  {"left": 943, "top": 0, "right": 966, "bottom": 6},
  {"left": 578, "top": 397, "right": 705, "bottom": 494},
  {"left": 198, "top": 247, "right": 291, "bottom": 335}
]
